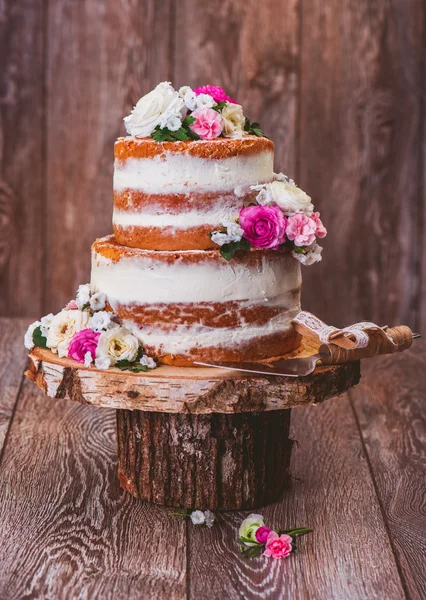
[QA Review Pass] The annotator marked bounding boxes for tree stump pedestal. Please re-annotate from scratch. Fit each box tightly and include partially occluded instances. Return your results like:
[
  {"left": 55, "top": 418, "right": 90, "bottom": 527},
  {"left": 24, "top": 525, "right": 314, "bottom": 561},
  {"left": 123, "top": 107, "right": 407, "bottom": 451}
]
[{"left": 26, "top": 338, "right": 360, "bottom": 510}]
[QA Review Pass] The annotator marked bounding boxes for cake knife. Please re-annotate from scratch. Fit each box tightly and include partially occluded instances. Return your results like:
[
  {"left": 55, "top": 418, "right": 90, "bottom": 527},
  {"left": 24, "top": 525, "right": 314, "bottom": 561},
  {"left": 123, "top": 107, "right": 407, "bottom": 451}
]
[{"left": 194, "top": 330, "right": 420, "bottom": 377}]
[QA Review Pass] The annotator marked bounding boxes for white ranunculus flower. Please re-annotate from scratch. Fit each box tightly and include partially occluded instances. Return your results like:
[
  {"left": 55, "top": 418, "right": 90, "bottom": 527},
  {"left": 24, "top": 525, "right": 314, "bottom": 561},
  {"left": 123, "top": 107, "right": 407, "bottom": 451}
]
[
  {"left": 89, "top": 292, "right": 106, "bottom": 311},
  {"left": 195, "top": 93, "right": 215, "bottom": 109},
  {"left": 24, "top": 321, "right": 41, "bottom": 350},
  {"left": 139, "top": 354, "right": 157, "bottom": 369},
  {"left": 238, "top": 514, "right": 265, "bottom": 546},
  {"left": 179, "top": 86, "right": 197, "bottom": 111},
  {"left": 47, "top": 310, "right": 90, "bottom": 357},
  {"left": 95, "top": 356, "right": 111, "bottom": 370},
  {"left": 292, "top": 242, "right": 323, "bottom": 266},
  {"left": 124, "top": 82, "right": 185, "bottom": 138},
  {"left": 253, "top": 179, "right": 314, "bottom": 215},
  {"left": 76, "top": 283, "right": 91, "bottom": 309},
  {"left": 96, "top": 326, "right": 139, "bottom": 365},
  {"left": 221, "top": 103, "right": 246, "bottom": 138},
  {"left": 190, "top": 510, "right": 206, "bottom": 525}
]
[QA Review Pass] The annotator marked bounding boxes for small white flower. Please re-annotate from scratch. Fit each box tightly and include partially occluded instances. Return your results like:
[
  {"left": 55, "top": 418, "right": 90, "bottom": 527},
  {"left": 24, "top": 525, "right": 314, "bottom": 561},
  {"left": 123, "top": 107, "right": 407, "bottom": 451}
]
[
  {"left": 95, "top": 356, "right": 112, "bottom": 370},
  {"left": 40, "top": 313, "right": 54, "bottom": 337},
  {"left": 76, "top": 284, "right": 91, "bottom": 309},
  {"left": 204, "top": 510, "right": 215, "bottom": 528},
  {"left": 211, "top": 231, "right": 233, "bottom": 246},
  {"left": 195, "top": 93, "right": 215, "bottom": 109},
  {"left": 89, "top": 310, "right": 112, "bottom": 332},
  {"left": 211, "top": 220, "right": 243, "bottom": 246},
  {"left": 292, "top": 242, "right": 323, "bottom": 266},
  {"left": 139, "top": 354, "right": 157, "bottom": 369},
  {"left": 89, "top": 292, "right": 106, "bottom": 312},
  {"left": 221, "top": 103, "right": 246, "bottom": 138},
  {"left": 84, "top": 351, "right": 93, "bottom": 368},
  {"left": 47, "top": 310, "right": 90, "bottom": 357},
  {"left": 96, "top": 326, "right": 139, "bottom": 366},
  {"left": 165, "top": 114, "right": 182, "bottom": 132},
  {"left": 190, "top": 510, "right": 206, "bottom": 525},
  {"left": 124, "top": 82, "right": 185, "bottom": 138},
  {"left": 24, "top": 321, "right": 41, "bottom": 350},
  {"left": 179, "top": 86, "right": 197, "bottom": 111}
]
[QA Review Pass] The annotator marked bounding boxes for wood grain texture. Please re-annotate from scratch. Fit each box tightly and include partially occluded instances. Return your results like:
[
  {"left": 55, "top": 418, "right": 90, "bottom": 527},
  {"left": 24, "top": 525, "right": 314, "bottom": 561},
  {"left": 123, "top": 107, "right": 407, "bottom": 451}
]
[
  {"left": 174, "top": 0, "right": 300, "bottom": 173},
  {"left": 0, "top": 318, "right": 29, "bottom": 453},
  {"left": 0, "top": 381, "right": 187, "bottom": 600},
  {"left": 0, "top": 0, "right": 46, "bottom": 316},
  {"left": 45, "top": 0, "right": 174, "bottom": 313},
  {"left": 117, "top": 409, "right": 293, "bottom": 510},
  {"left": 349, "top": 342, "right": 426, "bottom": 599},
  {"left": 25, "top": 346, "right": 361, "bottom": 413},
  {"left": 188, "top": 394, "right": 406, "bottom": 599},
  {"left": 299, "top": 0, "right": 424, "bottom": 329}
]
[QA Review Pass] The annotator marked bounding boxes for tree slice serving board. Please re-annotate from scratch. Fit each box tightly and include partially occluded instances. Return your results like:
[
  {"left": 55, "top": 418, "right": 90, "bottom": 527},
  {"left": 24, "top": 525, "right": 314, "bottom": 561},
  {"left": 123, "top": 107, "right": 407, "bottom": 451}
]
[
  {"left": 26, "top": 338, "right": 360, "bottom": 414},
  {"left": 25, "top": 339, "right": 361, "bottom": 509}
]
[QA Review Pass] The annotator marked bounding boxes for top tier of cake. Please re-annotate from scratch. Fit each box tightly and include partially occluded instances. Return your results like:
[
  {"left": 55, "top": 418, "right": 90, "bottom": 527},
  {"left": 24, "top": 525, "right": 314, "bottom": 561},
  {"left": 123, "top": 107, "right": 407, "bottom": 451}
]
[{"left": 113, "top": 136, "right": 274, "bottom": 250}]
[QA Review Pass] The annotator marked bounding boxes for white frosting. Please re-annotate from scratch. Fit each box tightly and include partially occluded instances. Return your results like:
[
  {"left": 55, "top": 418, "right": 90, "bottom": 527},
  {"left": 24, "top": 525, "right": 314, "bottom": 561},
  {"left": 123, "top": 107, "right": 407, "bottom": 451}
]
[
  {"left": 113, "top": 150, "right": 274, "bottom": 195},
  {"left": 112, "top": 206, "right": 237, "bottom": 229},
  {"left": 91, "top": 250, "right": 301, "bottom": 306},
  {"left": 123, "top": 312, "right": 299, "bottom": 353}
]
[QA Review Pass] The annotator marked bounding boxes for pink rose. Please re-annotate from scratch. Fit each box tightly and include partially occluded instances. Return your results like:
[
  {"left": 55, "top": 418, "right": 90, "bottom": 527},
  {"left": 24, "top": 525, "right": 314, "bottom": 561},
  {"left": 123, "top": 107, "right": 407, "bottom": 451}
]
[
  {"left": 193, "top": 85, "right": 237, "bottom": 104},
  {"left": 286, "top": 213, "right": 317, "bottom": 247},
  {"left": 255, "top": 526, "right": 272, "bottom": 544},
  {"left": 239, "top": 205, "right": 287, "bottom": 249},
  {"left": 311, "top": 211, "right": 327, "bottom": 238},
  {"left": 64, "top": 300, "right": 78, "bottom": 310},
  {"left": 263, "top": 531, "right": 293, "bottom": 559},
  {"left": 190, "top": 107, "right": 223, "bottom": 140},
  {"left": 68, "top": 329, "right": 100, "bottom": 363}
]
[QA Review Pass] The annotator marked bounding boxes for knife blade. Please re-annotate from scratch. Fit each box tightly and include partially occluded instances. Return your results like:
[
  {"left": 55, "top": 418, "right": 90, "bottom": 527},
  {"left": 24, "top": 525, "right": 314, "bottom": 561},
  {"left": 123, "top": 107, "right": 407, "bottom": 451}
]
[{"left": 194, "top": 352, "right": 329, "bottom": 377}]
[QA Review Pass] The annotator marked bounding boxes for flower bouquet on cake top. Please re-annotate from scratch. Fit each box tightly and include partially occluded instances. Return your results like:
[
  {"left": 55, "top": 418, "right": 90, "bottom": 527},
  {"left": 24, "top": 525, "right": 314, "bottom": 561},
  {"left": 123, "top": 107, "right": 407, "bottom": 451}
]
[{"left": 25, "top": 81, "right": 327, "bottom": 369}]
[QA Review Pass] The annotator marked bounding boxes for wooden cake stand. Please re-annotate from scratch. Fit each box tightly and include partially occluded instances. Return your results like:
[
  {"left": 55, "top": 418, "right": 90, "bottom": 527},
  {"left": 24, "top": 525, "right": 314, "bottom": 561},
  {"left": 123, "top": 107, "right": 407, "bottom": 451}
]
[{"left": 25, "top": 338, "right": 360, "bottom": 510}]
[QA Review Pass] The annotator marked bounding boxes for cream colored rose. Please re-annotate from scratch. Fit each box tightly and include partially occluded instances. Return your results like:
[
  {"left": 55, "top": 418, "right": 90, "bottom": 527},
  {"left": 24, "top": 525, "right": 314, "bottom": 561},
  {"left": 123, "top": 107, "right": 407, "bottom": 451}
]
[
  {"left": 221, "top": 103, "right": 246, "bottom": 138},
  {"left": 47, "top": 310, "right": 90, "bottom": 357},
  {"left": 124, "top": 82, "right": 185, "bottom": 138},
  {"left": 256, "top": 180, "right": 314, "bottom": 215},
  {"left": 96, "top": 327, "right": 139, "bottom": 365}
]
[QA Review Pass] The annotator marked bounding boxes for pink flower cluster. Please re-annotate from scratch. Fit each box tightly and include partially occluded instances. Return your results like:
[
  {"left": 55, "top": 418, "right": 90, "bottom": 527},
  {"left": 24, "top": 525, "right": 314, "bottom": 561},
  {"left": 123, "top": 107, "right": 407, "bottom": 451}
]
[
  {"left": 255, "top": 526, "right": 292, "bottom": 558},
  {"left": 238, "top": 205, "right": 326, "bottom": 250},
  {"left": 190, "top": 108, "right": 223, "bottom": 140},
  {"left": 68, "top": 329, "right": 100, "bottom": 362},
  {"left": 193, "top": 85, "right": 237, "bottom": 104}
]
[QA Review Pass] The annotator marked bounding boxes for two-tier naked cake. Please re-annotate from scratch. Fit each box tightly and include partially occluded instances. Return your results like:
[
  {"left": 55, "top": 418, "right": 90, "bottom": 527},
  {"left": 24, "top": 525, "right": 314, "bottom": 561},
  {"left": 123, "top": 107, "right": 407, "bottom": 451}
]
[{"left": 25, "top": 82, "right": 326, "bottom": 370}]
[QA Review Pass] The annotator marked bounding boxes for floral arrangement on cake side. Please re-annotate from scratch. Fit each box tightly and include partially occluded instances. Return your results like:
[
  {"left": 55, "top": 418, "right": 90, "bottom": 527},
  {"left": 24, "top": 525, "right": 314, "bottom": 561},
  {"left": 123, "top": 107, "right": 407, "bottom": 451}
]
[
  {"left": 24, "top": 284, "right": 157, "bottom": 373},
  {"left": 211, "top": 173, "right": 327, "bottom": 264},
  {"left": 124, "top": 82, "right": 264, "bottom": 141}
]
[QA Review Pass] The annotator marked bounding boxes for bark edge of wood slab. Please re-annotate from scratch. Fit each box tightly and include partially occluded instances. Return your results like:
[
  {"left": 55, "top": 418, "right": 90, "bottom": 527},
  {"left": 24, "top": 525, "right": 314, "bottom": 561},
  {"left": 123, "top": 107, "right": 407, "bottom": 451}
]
[
  {"left": 116, "top": 409, "right": 295, "bottom": 510},
  {"left": 25, "top": 345, "right": 361, "bottom": 414}
]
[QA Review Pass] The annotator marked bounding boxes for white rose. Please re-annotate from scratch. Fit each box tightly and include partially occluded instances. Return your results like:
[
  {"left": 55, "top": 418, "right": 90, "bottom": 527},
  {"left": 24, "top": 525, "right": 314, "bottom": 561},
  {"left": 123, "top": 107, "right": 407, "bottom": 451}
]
[
  {"left": 124, "top": 82, "right": 185, "bottom": 138},
  {"left": 47, "top": 310, "right": 90, "bottom": 357},
  {"left": 190, "top": 510, "right": 206, "bottom": 525},
  {"left": 195, "top": 93, "right": 215, "bottom": 109},
  {"left": 96, "top": 327, "right": 139, "bottom": 365},
  {"left": 24, "top": 321, "right": 41, "bottom": 350},
  {"left": 253, "top": 179, "right": 314, "bottom": 215},
  {"left": 76, "top": 283, "right": 91, "bottom": 309},
  {"left": 139, "top": 354, "right": 157, "bottom": 369},
  {"left": 292, "top": 242, "right": 323, "bottom": 266},
  {"left": 89, "top": 292, "right": 106, "bottom": 311},
  {"left": 179, "top": 86, "right": 197, "bottom": 111},
  {"left": 221, "top": 103, "right": 246, "bottom": 138}
]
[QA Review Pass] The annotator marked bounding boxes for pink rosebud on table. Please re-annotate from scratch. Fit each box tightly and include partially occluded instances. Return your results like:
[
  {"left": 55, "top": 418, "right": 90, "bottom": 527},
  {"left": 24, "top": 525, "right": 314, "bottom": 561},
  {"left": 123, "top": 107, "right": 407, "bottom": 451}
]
[
  {"left": 311, "top": 211, "right": 327, "bottom": 238},
  {"left": 68, "top": 329, "right": 100, "bottom": 363},
  {"left": 190, "top": 107, "right": 223, "bottom": 140},
  {"left": 239, "top": 205, "right": 287, "bottom": 249},
  {"left": 263, "top": 531, "right": 293, "bottom": 559},
  {"left": 193, "top": 85, "right": 237, "bottom": 104},
  {"left": 255, "top": 526, "right": 272, "bottom": 544},
  {"left": 286, "top": 213, "right": 317, "bottom": 247}
]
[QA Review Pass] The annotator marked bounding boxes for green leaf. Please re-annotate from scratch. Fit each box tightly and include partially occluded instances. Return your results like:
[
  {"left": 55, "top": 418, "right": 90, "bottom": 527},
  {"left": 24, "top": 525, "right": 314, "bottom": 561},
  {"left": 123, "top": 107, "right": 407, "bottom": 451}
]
[
  {"left": 292, "top": 245, "right": 308, "bottom": 254},
  {"left": 182, "top": 115, "right": 196, "bottom": 127},
  {"left": 279, "top": 527, "right": 313, "bottom": 537},
  {"left": 32, "top": 325, "right": 47, "bottom": 349},
  {"left": 170, "top": 127, "right": 189, "bottom": 141},
  {"left": 212, "top": 101, "right": 227, "bottom": 112},
  {"left": 240, "top": 545, "right": 263, "bottom": 559},
  {"left": 244, "top": 117, "right": 265, "bottom": 137},
  {"left": 186, "top": 127, "right": 200, "bottom": 140},
  {"left": 238, "top": 536, "right": 261, "bottom": 546},
  {"left": 116, "top": 362, "right": 149, "bottom": 373},
  {"left": 219, "top": 237, "right": 251, "bottom": 261}
]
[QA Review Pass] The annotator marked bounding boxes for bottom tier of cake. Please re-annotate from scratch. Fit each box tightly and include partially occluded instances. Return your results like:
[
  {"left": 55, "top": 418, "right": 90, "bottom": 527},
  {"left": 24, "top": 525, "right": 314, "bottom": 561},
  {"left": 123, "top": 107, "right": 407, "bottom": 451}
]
[{"left": 91, "top": 235, "right": 302, "bottom": 365}]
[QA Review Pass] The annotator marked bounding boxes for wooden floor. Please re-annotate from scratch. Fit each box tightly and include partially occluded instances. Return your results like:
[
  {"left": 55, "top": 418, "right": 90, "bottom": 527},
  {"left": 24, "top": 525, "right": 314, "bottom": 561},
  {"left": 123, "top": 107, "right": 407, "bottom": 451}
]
[{"left": 0, "top": 318, "right": 424, "bottom": 600}]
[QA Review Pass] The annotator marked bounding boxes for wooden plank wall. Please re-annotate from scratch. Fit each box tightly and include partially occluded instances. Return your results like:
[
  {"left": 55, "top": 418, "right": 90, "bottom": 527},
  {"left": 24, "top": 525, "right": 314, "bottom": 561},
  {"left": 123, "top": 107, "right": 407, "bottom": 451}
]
[{"left": 1, "top": 0, "right": 424, "bottom": 329}]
